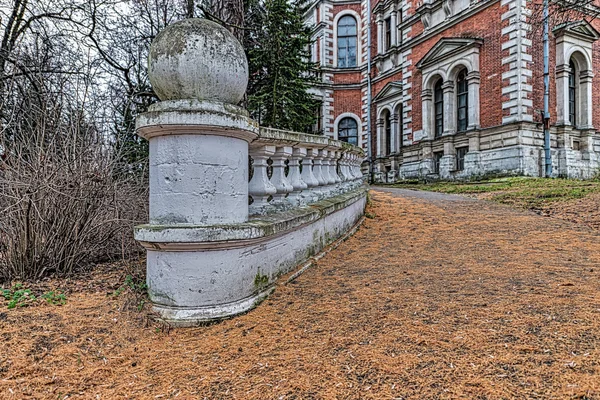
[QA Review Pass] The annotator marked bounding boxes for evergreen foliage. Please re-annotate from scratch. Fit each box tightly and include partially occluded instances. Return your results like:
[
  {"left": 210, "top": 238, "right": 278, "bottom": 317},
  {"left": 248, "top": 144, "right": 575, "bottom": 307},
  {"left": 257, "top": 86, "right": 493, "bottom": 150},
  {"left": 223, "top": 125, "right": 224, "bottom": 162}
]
[{"left": 244, "top": 0, "right": 321, "bottom": 133}]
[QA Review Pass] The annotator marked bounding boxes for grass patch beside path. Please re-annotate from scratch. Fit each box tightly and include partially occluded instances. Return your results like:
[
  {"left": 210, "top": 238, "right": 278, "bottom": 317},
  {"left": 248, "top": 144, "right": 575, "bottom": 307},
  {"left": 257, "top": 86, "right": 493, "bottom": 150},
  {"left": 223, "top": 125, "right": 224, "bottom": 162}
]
[{"left": 387, "top": 177, "right": 600, "bottom": 209}]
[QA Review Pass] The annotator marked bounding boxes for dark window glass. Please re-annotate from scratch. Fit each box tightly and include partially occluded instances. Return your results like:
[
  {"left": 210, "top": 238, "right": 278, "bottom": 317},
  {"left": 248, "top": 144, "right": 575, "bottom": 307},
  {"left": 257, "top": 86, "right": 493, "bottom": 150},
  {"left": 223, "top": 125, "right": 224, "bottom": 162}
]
[
  {"left": 456, "top": 147, "right": 468, "bottom": 171},
  {"left": 338, "top": 16, "right": 357, "bottom": 68},
  {"left": 385, "top": 112, "right": 391, "bottom": 155},
  {"left": 338, "top": 117, "right": 358, "bottom": 145},
  {"left": 398, "top": 105, "right": 403, "bottom": 149},
  {"left": 434, "top": 79, "right": 444, "bottom": 138},
  {"left": 457, "top": 70, "right": 468, "bottom": 132},
  {"left": 434, "top": 151, "right": 443, "bottom": 174},
  {"left": 385, "top": 17, "right": 392, "bottom": 50},
  {"left": 569, "top": 60, "right": 576, "bottom": 126}
]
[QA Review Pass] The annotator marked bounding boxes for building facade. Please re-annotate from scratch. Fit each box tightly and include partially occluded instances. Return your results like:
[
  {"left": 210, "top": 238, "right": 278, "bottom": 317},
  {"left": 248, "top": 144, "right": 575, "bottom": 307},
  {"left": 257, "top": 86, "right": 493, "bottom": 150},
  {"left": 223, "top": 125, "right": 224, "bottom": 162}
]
[{"left": 305, "top": 0, "right": 600, "bottom": 181}]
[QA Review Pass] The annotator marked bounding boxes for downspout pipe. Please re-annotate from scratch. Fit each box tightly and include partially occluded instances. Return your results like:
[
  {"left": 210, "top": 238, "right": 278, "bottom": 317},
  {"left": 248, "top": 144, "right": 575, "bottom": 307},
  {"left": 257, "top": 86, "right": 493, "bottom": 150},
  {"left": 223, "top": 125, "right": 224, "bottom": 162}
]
[
  {"left": 366, "top": 0, "right": 373, "bottom": 183},
  {"left": 543, "top": 0, "right": 552, "bottom": 177}
]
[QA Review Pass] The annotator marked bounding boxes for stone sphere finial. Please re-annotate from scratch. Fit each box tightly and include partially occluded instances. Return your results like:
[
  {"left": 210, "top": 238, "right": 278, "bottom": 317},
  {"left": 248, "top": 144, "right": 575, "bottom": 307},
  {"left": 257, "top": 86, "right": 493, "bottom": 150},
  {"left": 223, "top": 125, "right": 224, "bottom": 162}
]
[{"left": 148, "top": 18, "right": 248, "bottom": 105}]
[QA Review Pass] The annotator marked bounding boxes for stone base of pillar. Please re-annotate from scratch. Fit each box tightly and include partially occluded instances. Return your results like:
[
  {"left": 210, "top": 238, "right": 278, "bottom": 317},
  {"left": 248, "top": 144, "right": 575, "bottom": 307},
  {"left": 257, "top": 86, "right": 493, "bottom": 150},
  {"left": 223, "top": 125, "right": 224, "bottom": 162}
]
[
  {"left": 419, "top": 158, "right": 435, "bottom": 177},
  {"left": 464, "top": 151, "right": 481, "bottom": 176},
  {"left": 439, "top": 155, "right": 455, "bottom": 179}
]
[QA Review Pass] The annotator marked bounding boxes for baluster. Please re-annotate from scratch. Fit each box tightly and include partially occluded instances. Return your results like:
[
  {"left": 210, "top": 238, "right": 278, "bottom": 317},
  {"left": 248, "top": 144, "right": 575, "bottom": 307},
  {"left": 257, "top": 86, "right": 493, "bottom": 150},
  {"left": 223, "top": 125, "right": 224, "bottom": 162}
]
[
  {"left": 331, "top": 150, "right": 342, "bottom": 184},
  {"left": 323, "top": 149, "right": 336, "bottom": 186},
  {"left": 270, "top": 146, "right": 294, "bottom": 204},
  {"left": 288, "top": 147, "right": 308, "bottom": 206},
  {"left": 300, "top": 147, "right": 320, "bottom": 203},
  {"left": 249, "top": 145, "right": 276, "bottom": 214},
  {"left": 354, "top": 155, "right": 364, "bottom": 180},
  {"left": 339, "top": 152, "right": 350, "bottom": 183},
  {"left": 313, "top": 149, "right": 327, "bottom": 196}
]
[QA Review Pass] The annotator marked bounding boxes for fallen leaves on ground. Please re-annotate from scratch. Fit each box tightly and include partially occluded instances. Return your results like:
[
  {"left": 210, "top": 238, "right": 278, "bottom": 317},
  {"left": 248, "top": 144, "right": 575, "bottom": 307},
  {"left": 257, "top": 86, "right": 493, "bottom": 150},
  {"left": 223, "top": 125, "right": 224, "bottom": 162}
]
[{"left": 1, "top": 189, "right": 600, "bottom": 399}]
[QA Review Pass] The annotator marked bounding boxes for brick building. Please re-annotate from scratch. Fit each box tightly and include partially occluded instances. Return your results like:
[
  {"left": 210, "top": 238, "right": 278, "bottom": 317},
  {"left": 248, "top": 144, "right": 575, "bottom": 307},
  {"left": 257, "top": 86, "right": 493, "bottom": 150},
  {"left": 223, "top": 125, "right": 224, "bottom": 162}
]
[{"left": 305, "top": 0, "right": 600, "bottom": 180}]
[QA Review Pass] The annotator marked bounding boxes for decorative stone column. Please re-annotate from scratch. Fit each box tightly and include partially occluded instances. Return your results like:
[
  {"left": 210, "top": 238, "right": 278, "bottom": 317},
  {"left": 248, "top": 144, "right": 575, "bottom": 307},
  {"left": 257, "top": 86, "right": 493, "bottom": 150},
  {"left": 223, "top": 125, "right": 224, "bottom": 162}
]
[
  {"left": 419, "top": 139, "right": 435, "bottom": 177},
  {"left": 442, "top": 80, "right": 455, "bottom": 135},
  {"left": 134, "top": 19, "right": 258, "bottom": 323},
  {"left": 579, "top": 70, "right": 594, "bottom": 129},
  {"left": 555, "top": 64, "right": 571, "bottom": 126},
  {"left": 390, "top": 9, "right": 398, "bottom": 47},
  {"left": 440, "top": 138, "right": 456, "bottom": 179},
  {"left": 467, "top": 71, "right": 481, "bottom": 130},
  {"left": 376, "top": 15, "right": 384, "bottom": 55},
  {"left": 421, "top": 89, "right": 433, "bottom": 139},
  {"left": 465, "top": 130, "right": 481, "bottom": 175}
]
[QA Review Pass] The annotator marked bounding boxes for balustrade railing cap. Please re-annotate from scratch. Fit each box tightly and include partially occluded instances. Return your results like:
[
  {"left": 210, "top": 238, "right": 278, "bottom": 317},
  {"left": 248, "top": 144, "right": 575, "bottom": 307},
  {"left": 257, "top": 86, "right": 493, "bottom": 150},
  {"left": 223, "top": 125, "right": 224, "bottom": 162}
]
[{"left": 148, "top": 18, "right": 248, "bottom": 105}]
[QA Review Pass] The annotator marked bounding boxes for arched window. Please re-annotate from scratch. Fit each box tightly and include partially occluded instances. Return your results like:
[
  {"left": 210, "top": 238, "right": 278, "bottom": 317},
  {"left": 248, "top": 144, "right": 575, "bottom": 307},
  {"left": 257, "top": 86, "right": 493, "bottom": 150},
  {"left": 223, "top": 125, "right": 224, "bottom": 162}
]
[
  {"left": 569, "top": 59, "right": 576, "bottom": 126},
  {"left": 337, "top": 16, "right": 357, "bottom": 68},
  {"left": 434, "top": 79, "right": 444, "bottom": 138},
  {"left": 338, "top": 117, "right": 358, "bottom": 145},
  {"left": 456, "top": 69, "right": 468, "bottom": 132},
  {"left": 385, "top": 111, "right": 391, "bottom": 155}
]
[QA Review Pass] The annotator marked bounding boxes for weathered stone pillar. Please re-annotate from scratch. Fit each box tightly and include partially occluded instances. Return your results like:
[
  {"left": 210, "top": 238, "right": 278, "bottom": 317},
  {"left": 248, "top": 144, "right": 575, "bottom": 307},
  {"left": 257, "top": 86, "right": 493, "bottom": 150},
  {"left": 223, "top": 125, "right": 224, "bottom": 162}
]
[
  {"left": 467, "top": 71, "right": 481, "bottom": 130},
  {"left": 134, "top": 19, "right": 258, "bottom": 323},
  {"left": 442, "top": 80, "right": 455, "bottom": 135},
  {"left": 421, "top": 89, "right": 433, "bottom": 139},
  {"left": 440, "top": 138, "right": 456, "bottom": 179}
]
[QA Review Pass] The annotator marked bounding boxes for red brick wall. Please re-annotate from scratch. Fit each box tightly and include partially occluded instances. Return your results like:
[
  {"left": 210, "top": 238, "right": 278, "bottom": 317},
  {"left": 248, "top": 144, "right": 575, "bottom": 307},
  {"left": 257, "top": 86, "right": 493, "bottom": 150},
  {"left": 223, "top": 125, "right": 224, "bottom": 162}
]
[{"left": 333, "top": 89, "right": 363, "bottom": 132}]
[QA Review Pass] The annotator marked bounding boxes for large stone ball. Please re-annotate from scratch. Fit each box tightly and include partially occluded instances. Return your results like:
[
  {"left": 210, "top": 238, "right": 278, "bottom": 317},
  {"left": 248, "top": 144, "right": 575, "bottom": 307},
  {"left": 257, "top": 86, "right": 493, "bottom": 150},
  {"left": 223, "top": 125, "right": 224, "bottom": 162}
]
[{"left": 148, "top": 19, "right": 248, "bottom": 104}]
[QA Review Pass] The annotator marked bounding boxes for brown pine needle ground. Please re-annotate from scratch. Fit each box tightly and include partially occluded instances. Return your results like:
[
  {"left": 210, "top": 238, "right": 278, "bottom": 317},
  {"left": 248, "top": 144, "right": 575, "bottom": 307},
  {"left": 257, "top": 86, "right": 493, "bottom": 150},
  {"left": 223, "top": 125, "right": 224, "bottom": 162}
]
[{"left": 1, "top": 187, "right": 600, "bottom": 399}]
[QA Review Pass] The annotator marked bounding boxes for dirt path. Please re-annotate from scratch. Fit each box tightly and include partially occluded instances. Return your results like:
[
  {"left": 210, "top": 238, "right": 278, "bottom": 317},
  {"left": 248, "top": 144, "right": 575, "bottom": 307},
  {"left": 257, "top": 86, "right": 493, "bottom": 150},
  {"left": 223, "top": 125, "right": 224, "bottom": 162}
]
[{"left": 2, "top": 188, "right": 600, "bottom": 399}]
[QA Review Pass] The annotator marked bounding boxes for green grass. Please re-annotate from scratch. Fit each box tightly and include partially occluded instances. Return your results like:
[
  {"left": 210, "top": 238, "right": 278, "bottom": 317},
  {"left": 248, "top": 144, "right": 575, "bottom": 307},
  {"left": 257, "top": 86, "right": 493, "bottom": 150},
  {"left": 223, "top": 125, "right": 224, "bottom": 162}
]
[{"left": 388, "top": 177, "right": 600, "bottom": 209}]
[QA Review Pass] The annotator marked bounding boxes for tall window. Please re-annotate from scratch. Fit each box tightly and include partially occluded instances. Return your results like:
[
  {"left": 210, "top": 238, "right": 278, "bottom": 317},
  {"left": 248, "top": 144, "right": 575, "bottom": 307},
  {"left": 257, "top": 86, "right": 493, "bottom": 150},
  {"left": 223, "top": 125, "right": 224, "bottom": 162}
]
[
  {"left": 338, "top": 117, "right": 358, "bottom": 145},
  {"left": 456, "top": 70, "right": 468, "bottom": 132},
  {"left": 385, "top": 111, "right": 391, "bottom": 155},
  {"left": 569, "top": 59, "right": 576, "bottom": 126},
  {"left": 337, "top": 16, "right": 357, "bottom": 68},
  {"left": 434, "top": 79, "right": 444, "bottom": 138},
  {"left": 385, "top": 17, "right": 392, "bottom": 51}
]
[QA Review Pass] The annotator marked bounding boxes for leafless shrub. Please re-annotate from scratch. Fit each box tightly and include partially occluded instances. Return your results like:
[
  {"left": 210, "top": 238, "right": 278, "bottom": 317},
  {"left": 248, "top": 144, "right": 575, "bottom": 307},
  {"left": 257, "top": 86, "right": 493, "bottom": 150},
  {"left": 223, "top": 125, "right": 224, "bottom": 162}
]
[{"left": 0, "top": 102, "right": 148, "bottom": 281}]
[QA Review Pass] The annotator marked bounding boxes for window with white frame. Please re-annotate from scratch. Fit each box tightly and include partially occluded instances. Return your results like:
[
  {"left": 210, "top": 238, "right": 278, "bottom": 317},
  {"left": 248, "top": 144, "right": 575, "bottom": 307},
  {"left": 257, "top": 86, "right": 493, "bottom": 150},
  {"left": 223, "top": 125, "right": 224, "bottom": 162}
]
[
  {"left": 338, "top": 117, "right": 358, "bottom": 145},
  {"left": 553, "top": 21, "right": 599, "bottom": 129},
  {"left": 337, "top": 16, "right": 357, "bottom": 68}
]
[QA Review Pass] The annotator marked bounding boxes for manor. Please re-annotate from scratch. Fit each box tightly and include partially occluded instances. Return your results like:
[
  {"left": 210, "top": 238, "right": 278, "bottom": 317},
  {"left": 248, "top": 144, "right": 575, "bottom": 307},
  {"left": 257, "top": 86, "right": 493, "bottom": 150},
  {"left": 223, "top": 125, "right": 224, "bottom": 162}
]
[{"left": 305, "top": 0, "right": 600, "bottom": 180}]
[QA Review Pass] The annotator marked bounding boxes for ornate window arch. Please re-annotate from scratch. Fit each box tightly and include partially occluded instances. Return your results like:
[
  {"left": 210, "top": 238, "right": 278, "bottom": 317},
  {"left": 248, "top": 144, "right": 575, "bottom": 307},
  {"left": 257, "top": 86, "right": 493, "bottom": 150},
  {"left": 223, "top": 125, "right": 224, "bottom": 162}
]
[
  {"left": 554, "top": 21, "right": 599, "bottom": 129},
  {"left": 337, "top": 117, "right": 359, "bottom": 145},
  {"left": 336, "top": 15, "right": 358, "bottom": 68},
  {"left": 334, "top": 113, "right": 362, "bottom": 147},
  {"left": 416, "top": 38, "right": 482, "bottom": 141}
]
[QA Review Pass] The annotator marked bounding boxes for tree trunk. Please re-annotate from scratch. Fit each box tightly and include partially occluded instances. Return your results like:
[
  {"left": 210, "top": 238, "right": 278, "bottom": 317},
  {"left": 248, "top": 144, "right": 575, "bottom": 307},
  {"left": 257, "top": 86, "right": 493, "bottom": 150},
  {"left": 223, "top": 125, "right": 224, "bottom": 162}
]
[{"left": 207, "top": 0, "right": 244, "bottom": 42}]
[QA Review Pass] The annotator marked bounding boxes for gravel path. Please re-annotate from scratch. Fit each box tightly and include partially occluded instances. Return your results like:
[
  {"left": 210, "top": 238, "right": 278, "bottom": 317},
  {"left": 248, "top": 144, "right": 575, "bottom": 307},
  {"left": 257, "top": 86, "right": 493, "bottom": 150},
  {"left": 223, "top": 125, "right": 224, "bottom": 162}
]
[{"left": 2, "top": 187, "right": 600, "bottom": 399}]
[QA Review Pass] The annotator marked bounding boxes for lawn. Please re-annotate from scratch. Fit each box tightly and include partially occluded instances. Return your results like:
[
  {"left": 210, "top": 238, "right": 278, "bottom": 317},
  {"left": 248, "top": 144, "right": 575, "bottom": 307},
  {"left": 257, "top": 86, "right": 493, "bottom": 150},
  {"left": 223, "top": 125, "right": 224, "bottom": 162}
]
[{"left": 388, "top": 176, "right": 600, "bottom": 209}]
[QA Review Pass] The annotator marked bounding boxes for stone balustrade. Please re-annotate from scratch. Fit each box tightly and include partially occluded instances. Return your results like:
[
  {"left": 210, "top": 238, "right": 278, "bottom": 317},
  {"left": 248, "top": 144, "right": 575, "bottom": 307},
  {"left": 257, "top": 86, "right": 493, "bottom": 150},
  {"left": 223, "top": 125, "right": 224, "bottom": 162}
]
[
  {"left": 133, "top": 18, "right": 367, "bottom": 326},
  {"left": 249, "top": 127, "right": 364, "bottom": 214}
]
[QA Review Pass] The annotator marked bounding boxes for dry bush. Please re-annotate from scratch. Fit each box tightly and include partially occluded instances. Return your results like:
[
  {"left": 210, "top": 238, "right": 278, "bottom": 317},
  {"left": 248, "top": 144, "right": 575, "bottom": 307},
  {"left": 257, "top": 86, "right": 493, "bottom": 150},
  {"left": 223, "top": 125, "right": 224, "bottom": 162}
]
[{"left": 0, "top": 94, "right": 148, "bottom": 282}]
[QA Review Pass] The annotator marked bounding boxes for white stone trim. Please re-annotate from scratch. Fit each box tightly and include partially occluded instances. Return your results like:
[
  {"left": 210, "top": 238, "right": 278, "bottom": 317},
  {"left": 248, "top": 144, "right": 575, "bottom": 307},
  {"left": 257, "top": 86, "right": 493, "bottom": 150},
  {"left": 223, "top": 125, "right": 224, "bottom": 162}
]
[
  {"left": 554, "top": 24, "right": 597, "bottom": 128},
  {"left": 334, "top": 112, "right": 363, "bottom": 147},
  {"left": 418, "top": 39, "right": 481, "bottom": 140},
  {"left": 500, "top": 0, "right": 533, "bottom": 124}
]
